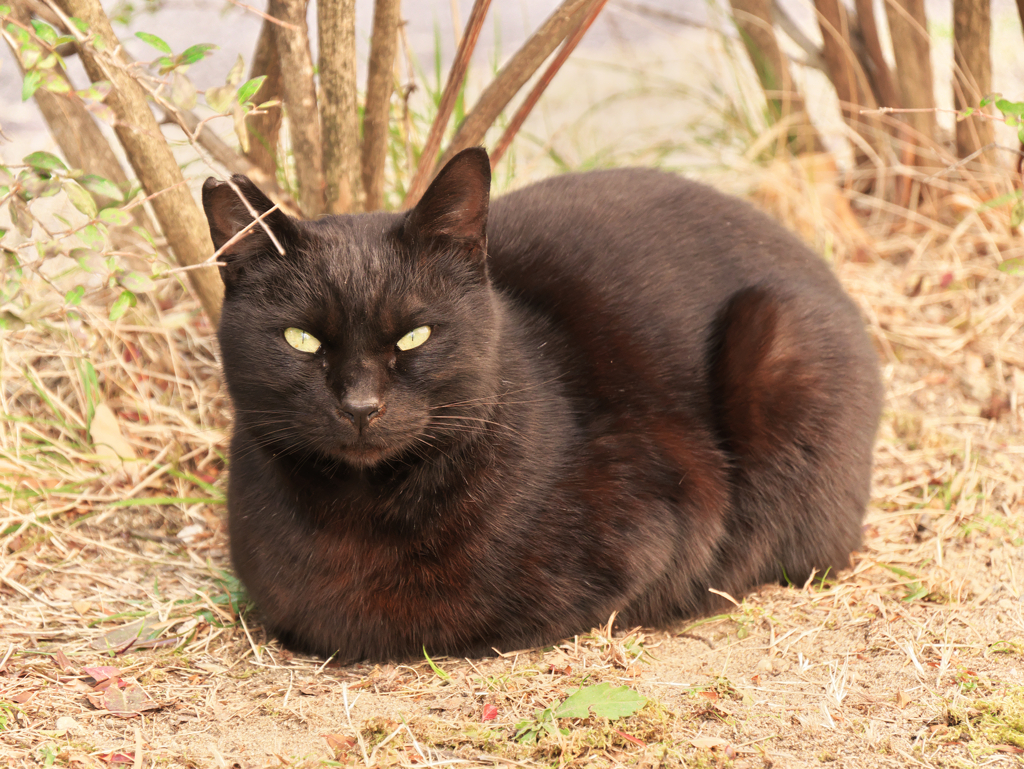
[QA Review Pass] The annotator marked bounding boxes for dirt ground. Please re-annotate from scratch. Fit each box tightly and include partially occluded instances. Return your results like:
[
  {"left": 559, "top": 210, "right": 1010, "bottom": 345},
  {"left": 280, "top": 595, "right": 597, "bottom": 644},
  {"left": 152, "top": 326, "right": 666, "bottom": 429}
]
[{"left": 2, "top": 138, "right": 1024, "bottom": 768}]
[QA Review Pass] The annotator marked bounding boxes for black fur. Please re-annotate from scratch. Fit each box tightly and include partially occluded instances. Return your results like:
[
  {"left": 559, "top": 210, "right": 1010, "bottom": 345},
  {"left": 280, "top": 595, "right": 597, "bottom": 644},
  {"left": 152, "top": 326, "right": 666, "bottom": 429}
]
[{"left": 203, "top": 148, "right": 882, "bottom": 662}]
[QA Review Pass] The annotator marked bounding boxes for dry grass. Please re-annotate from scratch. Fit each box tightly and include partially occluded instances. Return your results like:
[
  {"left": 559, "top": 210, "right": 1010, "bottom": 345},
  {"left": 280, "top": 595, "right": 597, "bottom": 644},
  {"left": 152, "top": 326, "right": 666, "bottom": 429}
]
[{"left": 3, "top": 111, "right": 1024, "bottom": 769}]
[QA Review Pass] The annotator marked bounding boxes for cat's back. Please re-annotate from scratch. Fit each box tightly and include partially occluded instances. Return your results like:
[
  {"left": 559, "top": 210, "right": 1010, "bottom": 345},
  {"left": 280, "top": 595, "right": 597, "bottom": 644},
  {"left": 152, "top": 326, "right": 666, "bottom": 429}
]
[
  {"left": 488, "top": 168, "right": 837, "bottom": 302},
  {"left": 485, "top": 168, "right": 875, "bottom": 389}
]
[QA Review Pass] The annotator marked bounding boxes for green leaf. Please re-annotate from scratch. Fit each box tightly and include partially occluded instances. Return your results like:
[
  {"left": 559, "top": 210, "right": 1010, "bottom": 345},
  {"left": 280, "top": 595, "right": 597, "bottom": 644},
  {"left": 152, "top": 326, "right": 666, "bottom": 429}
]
[
  {"left": 98, "top": 207, "right": 131, "bottom": 226},
  {"left": 878, "top": 563, "right": 918, "bottom": 580},
  {"left": 42, "top": 73, "right": 71, "bottom": 94},
  {"left": 121, "top": 271, "right": 155, "bottom": 293},
  {"left": 135, "top": 31, "right": 171, "bottom": 54},
  {"left": 79, "top": 174, "right": 123, "bottom": 203},
  {"left": 108, "top": 289, "right": 137, "bottom": 321},
  {"left": 236, "top": 75, "right": 265, "bottom": 105},
  {"left": 64, "top": 285, "right": 85, "bottom": 306},
  {"left": 233, "top": 103, "right": 250, "bottom": 153},
  {"left": 20, "top": 45, "right": 41, "bottom": 69},
  {"left": 0, "top": 5, "right": 12, "bottom": 15},
  {"left": 179, "top": 43, "right": 216, "bottom": 66},
  {"left": 226, "top": 53, "right": 244, "bottom": 86},
  {"left": 64, "top": 179, "right": 97, "bottom": 218},
  {"left": 422, "top": 647, "right": 451, "bottom": 682},
  {"left": 21, "top": 70, "right": 42, "bottom": 101},
  {"left": 980, "top": 93, "right": 998, "bottom": 108},
  {"left": 205, "top": 85, "right": 234, "bottom": 114},
  {"left": 10, "top": 200, "right": 33, "bottom": 240},
  {"left": 1011, "top": 200, "right": 1024, "bottom": 230},
  {"left": 77, "top": 80, "right": 112, "bottom": 102},
  {"left": 79, "top": 223, "right": 106, "bottom": 249},
  {"left": 23, "top": 150, "right": 67, "bottom": 172},
  {"left": 553, "top": 683, "right": 647, "bottom": 721},
  {"left": 171, "top": 72, "right": 197, "bottom": 110},
  {"left": 6, "top": 22, "right": 30, "bottom": 45},
  {"left": 30, "top": 19, "right": 58, "bottom": 46},
  {"left": 995, "top": 98, "right": 1024, "bottom": 118},
  {"left": 132, "top": 225, "right": 156, "bottom": 247},
  {"left": 997, "top": 258, "right": 1022, "bottom": 275}
]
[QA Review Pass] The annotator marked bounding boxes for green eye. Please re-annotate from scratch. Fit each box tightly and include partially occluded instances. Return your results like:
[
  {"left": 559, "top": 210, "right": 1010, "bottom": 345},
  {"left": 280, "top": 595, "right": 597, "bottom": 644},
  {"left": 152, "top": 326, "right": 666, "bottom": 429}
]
[
  {"left": 284, "top": 327, "right": 322, "bottom": 353},
  {"left": 396, "top": 325, "right": 431, "bottom": 351}
]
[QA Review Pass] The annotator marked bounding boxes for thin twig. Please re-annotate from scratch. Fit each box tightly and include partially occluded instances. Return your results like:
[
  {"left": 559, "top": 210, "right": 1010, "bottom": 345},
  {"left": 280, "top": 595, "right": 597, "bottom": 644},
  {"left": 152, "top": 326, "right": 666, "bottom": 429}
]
[
  {"left": 405, "top": 0, "right": 493, "bottom": 206},
  {"left": 490, "top": 0, "right": 608, "bottom": 167}
]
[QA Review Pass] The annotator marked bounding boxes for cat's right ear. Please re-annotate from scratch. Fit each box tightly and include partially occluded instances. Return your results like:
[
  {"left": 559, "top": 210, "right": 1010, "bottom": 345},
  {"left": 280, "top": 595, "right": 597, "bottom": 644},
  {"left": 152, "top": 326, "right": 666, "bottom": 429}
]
[
  {"left": 404, "top": 147, "right": 490, "bottom": 262},
  {"left": 202, "top": 175, "right": 297, "bottom": 288}
]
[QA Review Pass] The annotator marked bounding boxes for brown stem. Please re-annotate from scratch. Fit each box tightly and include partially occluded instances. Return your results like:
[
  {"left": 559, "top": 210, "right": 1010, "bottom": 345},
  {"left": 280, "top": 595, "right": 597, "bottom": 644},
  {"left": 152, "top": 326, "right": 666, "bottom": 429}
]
[
  {"left": 730, "top": 0, "right": 824, "bottom": 154},
  {"left": 319, "top": 0, "right": 358, "bottom": 214},
  {"left": 883, "top": 0, "right": 936, "bottom": 154},
  {"left": 409, "top": 0, "right": 599, "bottom": 206},
  {"left": 171, "top": 108, "right": 300, "bottom": 217},
  {"left": 851, "top": 0, "right": 900, "bottom": 111},
  {"left": 953, "top": 0, "right": 994, "bottom": 163},
  {"left": 405, "top": 0, "right": 493, "bottom": 207},
  {"left": 51, "top": 0, "right": 223, "bottom": 324},
  {"left": 813, "top": 0, "right": 882, "bottom": 157},
  {"left": 270, "top": 0, "right": 325, "bottom": 217},
  {"left": 244, "top": 15, "right": 284, "bottom": 178},
  {"left": 361, "top": 0, "right": 401, "bottom": 211},
  {"left": 490, "top": 0, "right": 608, "bottom": 167}
]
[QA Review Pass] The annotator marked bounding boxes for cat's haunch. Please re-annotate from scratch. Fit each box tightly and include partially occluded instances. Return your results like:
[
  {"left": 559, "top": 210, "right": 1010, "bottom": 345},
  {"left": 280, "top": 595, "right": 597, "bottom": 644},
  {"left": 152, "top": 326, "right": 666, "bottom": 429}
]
[{"left": 204, "top": 148, "right": 882, "bottom": 662}]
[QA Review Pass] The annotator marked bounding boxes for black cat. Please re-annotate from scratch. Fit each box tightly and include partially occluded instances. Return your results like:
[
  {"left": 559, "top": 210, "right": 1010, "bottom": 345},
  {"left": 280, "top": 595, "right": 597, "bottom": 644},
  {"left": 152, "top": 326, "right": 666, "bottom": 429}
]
[{"left": 203, "top": 148, "right": 882, "bottom": 662}]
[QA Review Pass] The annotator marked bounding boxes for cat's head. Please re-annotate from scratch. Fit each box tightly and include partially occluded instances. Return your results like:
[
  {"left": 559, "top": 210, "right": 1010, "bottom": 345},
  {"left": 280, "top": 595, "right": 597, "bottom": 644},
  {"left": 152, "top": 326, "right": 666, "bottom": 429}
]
[{"left": 203, "top": 148, "right": 502, "bottom": 469}]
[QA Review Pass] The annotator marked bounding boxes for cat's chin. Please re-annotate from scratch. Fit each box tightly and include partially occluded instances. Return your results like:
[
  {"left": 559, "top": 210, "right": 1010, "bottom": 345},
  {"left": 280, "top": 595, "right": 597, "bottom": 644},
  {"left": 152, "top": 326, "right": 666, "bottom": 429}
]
[{"left": 333, "top": 443, "right": 404, "bottom": 469}]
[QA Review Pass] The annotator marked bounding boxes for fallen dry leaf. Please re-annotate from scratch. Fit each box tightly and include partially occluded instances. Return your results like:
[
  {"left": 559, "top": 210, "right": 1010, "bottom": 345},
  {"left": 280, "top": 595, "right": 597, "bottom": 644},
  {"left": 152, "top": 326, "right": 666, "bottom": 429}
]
[
  {"left": 51, "top": 649, "right": 74, "bottom": 673},
  {"left": 97, "top": 752, "right": 135, "bottom": 764},
  {"left": 55, "top": 716, "right": 80, "bottom": 733},
  {"left": 73, "top": 600, "right": 92, "bottom": 616},
  {"left": 86, "top": 681, "right": 163, "bottom": 717},
  {"left": 89, "top": 402, "right": 137, "bottom": 469},
  {"left": 83, "top": 666, "right": 122, "bottom": 687},
  {"left": 324, "top": 733, "right": 358, "bottom": 760},
  {"left": 91, "top": 616, "right": 163, "bottom": 653}
]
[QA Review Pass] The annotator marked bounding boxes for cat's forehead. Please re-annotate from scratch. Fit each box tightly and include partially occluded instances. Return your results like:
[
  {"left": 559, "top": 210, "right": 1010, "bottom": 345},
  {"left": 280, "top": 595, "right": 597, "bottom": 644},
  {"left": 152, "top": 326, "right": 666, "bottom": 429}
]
[
  {"left": 304, "top": 214, "right": 398, "bottom": 282},
  {"left": 292, "top": 215, "right": 424, "bottom": 320}
]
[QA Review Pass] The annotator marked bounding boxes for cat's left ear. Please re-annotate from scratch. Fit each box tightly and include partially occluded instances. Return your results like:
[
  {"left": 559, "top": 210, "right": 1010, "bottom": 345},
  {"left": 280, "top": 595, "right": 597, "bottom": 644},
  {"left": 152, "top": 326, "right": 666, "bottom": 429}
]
[
  {"left": 405, "top": 147, "right": 490, "bottom": 261},
  {"left": 202, "top": 175, "right": 297, "bottom": 288}
]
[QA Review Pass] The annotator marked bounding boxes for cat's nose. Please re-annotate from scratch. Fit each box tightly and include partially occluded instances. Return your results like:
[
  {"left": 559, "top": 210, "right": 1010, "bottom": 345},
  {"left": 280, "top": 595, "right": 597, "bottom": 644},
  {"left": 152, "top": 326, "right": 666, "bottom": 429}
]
[{"left": 340, "top": 398, "right": 382, "bottom": 433}]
